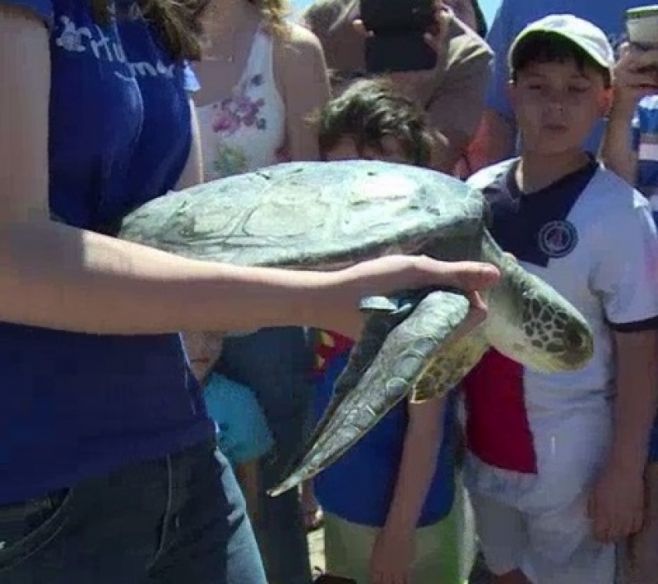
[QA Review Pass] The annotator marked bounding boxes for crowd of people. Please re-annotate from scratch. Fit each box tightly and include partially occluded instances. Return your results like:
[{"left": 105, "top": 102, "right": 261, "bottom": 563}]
[{"left": 3, "top": 0, "right": 658, "bottom": 583}]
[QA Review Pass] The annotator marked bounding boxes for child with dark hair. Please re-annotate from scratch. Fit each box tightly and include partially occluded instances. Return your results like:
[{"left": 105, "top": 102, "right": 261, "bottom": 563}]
[
  {"left": 317, "top": 77, "right": 436, "bottom": 166},
  {"left": 464, "top": 15, "right": 658, "bottom": 584},
  {"left": 309, "top": 77, "right": 475, "bottom": 584}
]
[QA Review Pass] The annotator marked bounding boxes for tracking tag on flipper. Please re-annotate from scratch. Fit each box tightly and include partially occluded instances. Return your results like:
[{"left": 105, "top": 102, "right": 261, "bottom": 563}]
[
  {"left": 359, "top": 286, "right": 451, "bottom": 316},
  {"left": 359, "top": 296, "right": 401, "bottom": 314}
]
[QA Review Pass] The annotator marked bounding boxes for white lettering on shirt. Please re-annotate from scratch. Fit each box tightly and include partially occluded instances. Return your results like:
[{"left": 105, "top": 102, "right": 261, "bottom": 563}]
[{"left": 54, "top": 16, "right": 175, "bottom": 81}]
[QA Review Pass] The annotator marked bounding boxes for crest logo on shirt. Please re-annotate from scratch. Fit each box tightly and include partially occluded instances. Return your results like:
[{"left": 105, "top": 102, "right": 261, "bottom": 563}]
[{"left": 537, "top": 220, "right": 578, "bottom": 258}]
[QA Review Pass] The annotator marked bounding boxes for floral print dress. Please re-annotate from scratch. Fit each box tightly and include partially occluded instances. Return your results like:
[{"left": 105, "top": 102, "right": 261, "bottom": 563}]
[{"left": 196, "top": 26, "right": 286, "bottom": 180}]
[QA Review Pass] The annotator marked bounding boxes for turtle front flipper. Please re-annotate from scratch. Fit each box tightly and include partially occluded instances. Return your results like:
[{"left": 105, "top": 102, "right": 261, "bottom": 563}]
[
  {"left": 268, "top": 290, "right": 476, "bottom": 496},
  {"left": 294, "top": 297, "right": 414, "bottom": 470}
]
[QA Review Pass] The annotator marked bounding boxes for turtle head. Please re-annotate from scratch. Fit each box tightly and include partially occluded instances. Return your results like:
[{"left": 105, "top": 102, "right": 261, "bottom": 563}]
[{"left": 484, "top": 250, "right": 594, "bottom": 373}]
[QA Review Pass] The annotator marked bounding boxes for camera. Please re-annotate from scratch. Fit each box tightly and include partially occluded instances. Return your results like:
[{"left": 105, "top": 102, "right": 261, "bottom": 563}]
[
  {"left": 360, "top": 0, "right": 438, "bottom": 73},
  {"left": 360, "top": 0, "right": 436, "bottom": 32}
]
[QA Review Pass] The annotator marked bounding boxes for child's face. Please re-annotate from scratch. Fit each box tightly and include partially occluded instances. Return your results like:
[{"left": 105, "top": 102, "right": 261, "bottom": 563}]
[
  {"left": 508, "top": 59, "right": 611, "bottom": 156},
  {"left": 324, "top": 136, "right": 411, "bottom": 164}
]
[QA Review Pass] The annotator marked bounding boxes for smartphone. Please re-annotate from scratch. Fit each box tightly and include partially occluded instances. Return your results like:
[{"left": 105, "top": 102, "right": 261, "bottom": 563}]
[
  {"left": 360, "top": 0, "right": 435, "bottom": 33},
  {"left": 626, "top": 5, "right": 658, "bottom": 49},
  {"left": 313, "top": 575, "right": 357, "bottom": 584},
  {"left": 365, "top": 31, "right": 437, "bottom": 73},
  {"left": 360, "top": 0, "right": 437, "bottom": 73}
]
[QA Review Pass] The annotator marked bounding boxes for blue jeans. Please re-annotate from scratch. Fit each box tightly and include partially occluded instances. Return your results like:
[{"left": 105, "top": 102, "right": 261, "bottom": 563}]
[
  {"left": 218, "top": 326, "right": 314, "bottom": 584},
  {"left": 0, "top": 441, "right": 266, "bottom": 583}
]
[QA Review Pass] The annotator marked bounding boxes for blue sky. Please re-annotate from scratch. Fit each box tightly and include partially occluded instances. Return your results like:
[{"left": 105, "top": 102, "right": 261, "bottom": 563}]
[
  {"left": 480, "top": 0, "right": 501, "bottom": 24},
  {"left": 290, "top": 0, "right": 502, "bottom": 25}
]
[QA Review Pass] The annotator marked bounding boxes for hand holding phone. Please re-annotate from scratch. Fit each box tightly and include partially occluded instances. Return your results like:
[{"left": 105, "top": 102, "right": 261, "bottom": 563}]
[
  {"left": 359, "top": 0, "right": 439, "bottom": 73},
  {"left": 626, "top": 5, "right": 658, "bottom": 49},
  {"left": 360, "top": 0, "right": 435, "bottom": 33},
  {"left": 612, "top": 42, "right": 658, "bottom": 110}
]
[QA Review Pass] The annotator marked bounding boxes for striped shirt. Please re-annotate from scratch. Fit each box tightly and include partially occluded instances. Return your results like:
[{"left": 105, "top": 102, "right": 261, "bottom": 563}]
[{"left": 633, "top": 95, "right": 658, "bottom": 219}]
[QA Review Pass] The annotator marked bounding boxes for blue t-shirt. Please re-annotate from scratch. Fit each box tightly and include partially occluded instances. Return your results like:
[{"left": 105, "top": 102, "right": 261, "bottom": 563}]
[
  {"left": 0, "top": 0, "right": 213, "bottom": 504},
  {"left": 486, "top": 0, "right": 636, "bottom": 153},
  {"left": 313, "top": 350, "right": 457, "bottom": 528},
  {"left": 204, "top": 374, "right": 274, "bottom": 466}
]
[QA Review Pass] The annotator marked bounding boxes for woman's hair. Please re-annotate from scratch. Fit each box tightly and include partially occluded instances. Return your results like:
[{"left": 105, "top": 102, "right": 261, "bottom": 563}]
[
  {"left": 315, "top": 78, "right": 435, "bottom": 167},
  {"left": 89, "top": 0, "right": 289, "bottom": 61},
  {"left": 91, "top": 0, "right": 210, "bottom": 60},
  {"left": 253, "top": 0, "right": 289, "bottom": 38}
]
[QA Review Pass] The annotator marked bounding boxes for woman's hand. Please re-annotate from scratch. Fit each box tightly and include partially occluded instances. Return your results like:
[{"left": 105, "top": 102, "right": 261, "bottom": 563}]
[{"left": 317, "top": 256, "right": 500, "bottom": 340}]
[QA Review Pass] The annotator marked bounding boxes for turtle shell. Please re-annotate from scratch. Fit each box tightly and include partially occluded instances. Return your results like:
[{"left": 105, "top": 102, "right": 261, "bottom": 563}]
[{"left": 119, "top": 160, "right": 485, "bottom": 268}]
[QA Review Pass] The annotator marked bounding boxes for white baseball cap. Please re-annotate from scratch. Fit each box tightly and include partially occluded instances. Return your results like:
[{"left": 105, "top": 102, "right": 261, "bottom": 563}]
[{"left": 508, "top": 14, "right": 615, "bottom": 74}]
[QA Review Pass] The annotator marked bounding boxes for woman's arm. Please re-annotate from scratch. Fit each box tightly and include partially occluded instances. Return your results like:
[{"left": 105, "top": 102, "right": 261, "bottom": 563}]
[
  {"left": 369, "top": 396, "right": 447, "bottom": 583},
  {"left": 274, "top": 23, "right": 331, "bottom": 160}
]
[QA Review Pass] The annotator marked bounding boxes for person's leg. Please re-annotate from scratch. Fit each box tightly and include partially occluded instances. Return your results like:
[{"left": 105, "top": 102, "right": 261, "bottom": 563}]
[
  {"left": 623, "top": 462, "right": 658, "bottom": 583},
  {"left": 522, "top": 494, "right": 615, "bottom": 584},
  {"left": 469, "top": 492, "right": 529, "bottom": 582},
  {"left": 218, "top": 327, "right": 314, "bottom": 584},
  {"left": 147, "top": 443, "right": 267, "bottom": 584}
]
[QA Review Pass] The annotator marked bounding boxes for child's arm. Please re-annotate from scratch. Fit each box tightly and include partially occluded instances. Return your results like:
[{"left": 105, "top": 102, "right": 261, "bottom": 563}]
[
  {"left": 369, "top": 395, "right": 446, "bottom": 583},
  {"left": 235, "top": 460, "right": 261, "bottom": 525},
  {"left": 589, "top": 329, "right": 658, "bottom": 543}
]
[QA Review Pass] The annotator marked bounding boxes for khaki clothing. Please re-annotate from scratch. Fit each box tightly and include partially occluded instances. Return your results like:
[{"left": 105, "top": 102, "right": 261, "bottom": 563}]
[{"left": 302, "top": 0, "right": 493, "bottom": 156}]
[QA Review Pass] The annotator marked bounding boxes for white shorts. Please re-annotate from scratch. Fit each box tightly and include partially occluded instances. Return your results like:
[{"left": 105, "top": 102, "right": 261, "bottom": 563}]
[
  {"left": 465, "top": 406, "right": 615, "bottom": 583},
  {"left": 470, "top": 491, "right": 615, "bottom": 584}
]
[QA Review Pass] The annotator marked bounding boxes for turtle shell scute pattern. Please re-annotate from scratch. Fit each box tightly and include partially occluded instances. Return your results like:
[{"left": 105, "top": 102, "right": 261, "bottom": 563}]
[{"left": 119, "top": 160, "right": 486, "bottom": 268}]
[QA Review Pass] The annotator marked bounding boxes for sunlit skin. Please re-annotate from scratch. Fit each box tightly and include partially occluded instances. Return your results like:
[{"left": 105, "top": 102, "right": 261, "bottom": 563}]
[{"left": 508, "top": 60, "right": 611, "bottom": 157}]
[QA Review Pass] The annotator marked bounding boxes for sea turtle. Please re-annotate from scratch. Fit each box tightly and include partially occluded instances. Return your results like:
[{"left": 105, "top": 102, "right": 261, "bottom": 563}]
[{"left": 119, "top": 160, "right": 594, "bottom": 495}]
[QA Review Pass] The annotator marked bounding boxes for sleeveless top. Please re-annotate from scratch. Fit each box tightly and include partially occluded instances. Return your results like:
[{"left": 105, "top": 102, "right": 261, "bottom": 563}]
[
  {"left": 196, "top": 26, "right": 286, "bottom": 179},
  {"left": 1, "top": 0, "right": 213, "bottom": 504}
]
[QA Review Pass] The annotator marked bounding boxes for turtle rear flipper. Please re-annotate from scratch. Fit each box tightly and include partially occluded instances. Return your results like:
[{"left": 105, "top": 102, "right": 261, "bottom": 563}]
[
  {"left": 268, "top": 290, "right": 475, "bottom": 496},
  {"left": 409, "top": 333, "right": 488, "bottom": 402}
]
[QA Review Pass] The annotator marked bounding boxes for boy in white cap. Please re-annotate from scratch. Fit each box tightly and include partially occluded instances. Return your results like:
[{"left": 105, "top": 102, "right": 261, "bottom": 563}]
[{"left": 462, "top": 14, "right": 658, "bottom": 584}]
